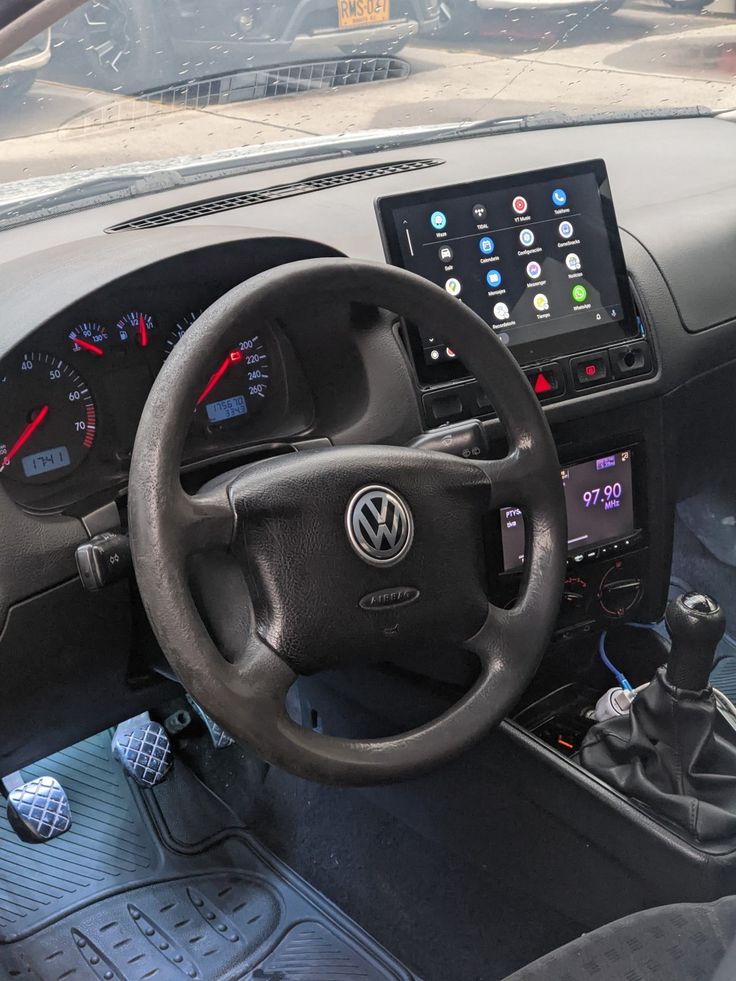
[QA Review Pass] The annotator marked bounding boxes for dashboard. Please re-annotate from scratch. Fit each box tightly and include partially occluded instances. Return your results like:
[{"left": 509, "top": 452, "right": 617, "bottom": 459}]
[
  {"left": 1, "top": 158, "right": 652, "bottom": 513},
  {"left": 2, "top": 113, "right": 736, "bottom": 773},
  {"left": 0, "top": 242, "right": 323, "bottom": 511}
]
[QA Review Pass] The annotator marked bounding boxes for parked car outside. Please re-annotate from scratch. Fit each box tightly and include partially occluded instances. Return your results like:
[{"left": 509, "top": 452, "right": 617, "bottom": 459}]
[
  {"left": 56, "top": 0, "right": 440, "bottom": 93},
  {"left": 439, "top": 0, "right": 715, "bottom": 39}
]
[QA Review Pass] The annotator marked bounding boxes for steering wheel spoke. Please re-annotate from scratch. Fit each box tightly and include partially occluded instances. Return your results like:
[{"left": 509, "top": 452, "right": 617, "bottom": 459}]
[
  {"left": 227, "top": 630, "right": 296, "bottom": 698},
  {"left": 475, "top": 444, "right": 541, "bottom": 510},
  {"left": 465, "top": 600, "right": 526, "bottom": 658},
  {"left": 176, "top": 482, "right": 236, "bottom": 554}
]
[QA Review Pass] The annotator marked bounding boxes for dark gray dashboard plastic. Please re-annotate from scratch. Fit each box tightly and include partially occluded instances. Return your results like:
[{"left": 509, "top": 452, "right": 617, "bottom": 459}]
[
  {"left": 0, "top": 491, "right": 83, "bottom": 629},
  {"left": 2, "top": 118, "right": 736, "bottom": 361},
  {"left": 0, "top": 227, "right": 343, "bottom": 360},
  {"left": 622, "top": 193, "right": 736, "bottom": 334}
]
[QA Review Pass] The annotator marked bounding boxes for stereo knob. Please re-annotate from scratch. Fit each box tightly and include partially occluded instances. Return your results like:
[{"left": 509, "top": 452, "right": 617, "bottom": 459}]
[{"left": 598, "top": 562, "right": 642, "bottom": 618}]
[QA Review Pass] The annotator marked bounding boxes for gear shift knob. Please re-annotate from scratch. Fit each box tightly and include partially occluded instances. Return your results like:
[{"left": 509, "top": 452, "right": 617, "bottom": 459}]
[
  {"left": 582, "top": 591, "right": 736, "bottom": 842},
  {"left": 664, "top": 592, "right": 725, "bottom": 691}
]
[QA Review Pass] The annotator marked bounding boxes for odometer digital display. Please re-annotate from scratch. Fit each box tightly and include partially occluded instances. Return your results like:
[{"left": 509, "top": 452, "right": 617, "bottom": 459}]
[
  {"left": 22, "top": 445, "right": 71, "bottom": 478},
  {"left": 0, "top": 352, "right": 97, "bottom": 485},
  {"left": 205, "top": 394, "right": 247, "bottom": 423}
]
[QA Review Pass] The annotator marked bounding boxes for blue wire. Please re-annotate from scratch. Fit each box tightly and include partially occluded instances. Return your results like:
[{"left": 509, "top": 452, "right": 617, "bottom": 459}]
[{"left": 598, "top": 630, "right": 634, "bottom": 692}]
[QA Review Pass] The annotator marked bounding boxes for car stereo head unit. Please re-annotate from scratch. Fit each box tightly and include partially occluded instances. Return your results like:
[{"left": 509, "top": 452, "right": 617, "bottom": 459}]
[
  {"left": 377, "top": 159, "right": 640, "bottom": 383},
  {"left": 500, "top": 448, "right": 637, "bottom": 572}
]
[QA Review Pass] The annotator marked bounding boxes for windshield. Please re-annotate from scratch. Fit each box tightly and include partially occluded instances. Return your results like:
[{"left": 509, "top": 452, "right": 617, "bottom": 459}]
[{"left": 0, "top": 0, "right": 734, "bottom": 214}]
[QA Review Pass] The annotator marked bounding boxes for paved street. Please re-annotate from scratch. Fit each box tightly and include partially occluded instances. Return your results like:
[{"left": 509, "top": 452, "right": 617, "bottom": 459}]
[{"left": 0, "top": 0, "right": 734, "bottom": 184}]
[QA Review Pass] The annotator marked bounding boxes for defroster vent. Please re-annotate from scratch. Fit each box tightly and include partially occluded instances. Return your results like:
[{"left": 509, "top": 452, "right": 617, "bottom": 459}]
[{"left": 107, "top": 158, "right": 443, "bottom": 232}]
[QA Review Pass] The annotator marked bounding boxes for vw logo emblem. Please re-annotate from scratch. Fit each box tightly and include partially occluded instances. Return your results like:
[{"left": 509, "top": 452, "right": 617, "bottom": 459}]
[{"left": 346, "top": 485, "right": 414, "bottom": 567}]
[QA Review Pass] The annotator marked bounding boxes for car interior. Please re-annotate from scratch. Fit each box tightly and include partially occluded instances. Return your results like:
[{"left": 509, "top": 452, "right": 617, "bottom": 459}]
[{"left": 2, "top": 1, "right": 736, "bottom": 979}]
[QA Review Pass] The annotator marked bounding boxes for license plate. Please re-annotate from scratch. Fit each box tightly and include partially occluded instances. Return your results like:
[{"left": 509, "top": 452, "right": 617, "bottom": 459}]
[{"left": 337, "top": 0, "right": 390, "bottom": 30}]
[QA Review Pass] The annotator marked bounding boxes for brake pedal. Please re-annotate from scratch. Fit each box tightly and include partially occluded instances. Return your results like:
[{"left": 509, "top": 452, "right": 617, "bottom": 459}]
[
  {"left": 5, "top": 775, "right": 72, "bottom": 843},
  {"left": 112, "top": 717, "right": 173, "bottom": 788},
  {"left": 187, "top": 696, "right": 235, "bottom": 749}
]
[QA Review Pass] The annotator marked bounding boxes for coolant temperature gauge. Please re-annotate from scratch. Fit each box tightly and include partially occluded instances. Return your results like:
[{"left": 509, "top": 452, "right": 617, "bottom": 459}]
[{"left": 68, "top": 322, "right": 108, "bottom": 357}]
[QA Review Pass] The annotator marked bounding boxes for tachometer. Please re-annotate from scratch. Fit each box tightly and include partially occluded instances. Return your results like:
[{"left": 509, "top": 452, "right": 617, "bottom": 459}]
[{"left": 0, "top": 352, "right": 96, "bottom": 484}]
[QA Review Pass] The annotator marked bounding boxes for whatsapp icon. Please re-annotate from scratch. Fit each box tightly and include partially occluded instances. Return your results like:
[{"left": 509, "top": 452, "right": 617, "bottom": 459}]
[{"left": 571, "top": 284, "right": 588, "bottom": 303}]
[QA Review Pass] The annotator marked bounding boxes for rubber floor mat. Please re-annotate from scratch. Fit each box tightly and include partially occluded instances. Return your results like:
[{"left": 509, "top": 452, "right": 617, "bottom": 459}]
[
  {"left": 0, "top": 733, "right": 419, "bottom": 981},
  {"left": 0, "top": 731, "right": 158, "bottom": 937}
]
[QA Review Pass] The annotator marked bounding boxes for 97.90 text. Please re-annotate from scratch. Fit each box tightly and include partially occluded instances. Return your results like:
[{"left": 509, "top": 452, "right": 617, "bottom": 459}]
[{"left": 583, "top": 483, "right": 622, "bottom": 510}]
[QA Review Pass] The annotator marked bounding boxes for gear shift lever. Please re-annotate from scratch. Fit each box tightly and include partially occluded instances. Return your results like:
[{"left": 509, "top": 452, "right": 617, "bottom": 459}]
[
  {"left": 581, "top": 592, "right": 736, "bottom": 843},
  {"left": 665, "top": 592, "right": 725, "bottom": 691}
]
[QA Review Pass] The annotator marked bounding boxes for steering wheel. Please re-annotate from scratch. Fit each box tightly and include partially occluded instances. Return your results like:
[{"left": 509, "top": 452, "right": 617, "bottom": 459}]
[{"left": 128, "top": 259, "right": 566, "bottom": 785}]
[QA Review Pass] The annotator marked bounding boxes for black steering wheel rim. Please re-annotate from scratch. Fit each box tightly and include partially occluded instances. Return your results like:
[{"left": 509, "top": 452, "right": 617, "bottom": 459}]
[{"left": 128, "top": 258, "right": 566, "bottom": 784}]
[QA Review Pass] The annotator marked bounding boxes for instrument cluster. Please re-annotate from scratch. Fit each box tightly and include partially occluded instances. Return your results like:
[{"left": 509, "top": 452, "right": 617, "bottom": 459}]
[{"left": 0, "top": 284, "right": 308, "bottom": 513}]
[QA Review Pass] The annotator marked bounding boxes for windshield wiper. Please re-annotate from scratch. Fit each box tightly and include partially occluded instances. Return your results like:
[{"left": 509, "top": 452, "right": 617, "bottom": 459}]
[{"left": 453, "top": 105, "right": 713, "bottom": 137}]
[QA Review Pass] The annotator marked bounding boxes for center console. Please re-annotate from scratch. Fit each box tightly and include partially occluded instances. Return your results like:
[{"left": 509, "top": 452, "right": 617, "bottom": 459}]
[
  {"left": 376, "top": 159, "right": 662, "bottom": 639},
  {"left": 489, "top": 443, "right": 649, "bottom": 638}
]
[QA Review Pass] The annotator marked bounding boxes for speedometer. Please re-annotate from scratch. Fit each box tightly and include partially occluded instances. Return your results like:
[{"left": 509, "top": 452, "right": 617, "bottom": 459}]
[
  {"left": 164, "top": 320, "right": 271, "bottom": 431},
  {"left": 0, "top": 352, "right": 96, "bottom": 485}
]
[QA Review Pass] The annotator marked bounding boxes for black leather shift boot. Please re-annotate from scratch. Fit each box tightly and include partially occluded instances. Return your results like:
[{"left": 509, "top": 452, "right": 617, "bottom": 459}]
[{"left": 580, "top": 667, "right": 736, "bottom": 843}]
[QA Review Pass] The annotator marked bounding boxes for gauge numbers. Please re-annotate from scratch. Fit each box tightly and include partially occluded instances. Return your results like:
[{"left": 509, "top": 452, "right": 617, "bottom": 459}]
[
  {"left": 68, "top": 322, "right": 108, "bottom": 357},
  {"left": 164, "top": 314, "right": 270, "bottom": 429},
  {"left": 163, "top": 311, "right": 203, "bottom": 357},
  {"left": 116, "top": 311, "right": 155, "bottom": 347},
  {"left": 0, "top": 352, "right": 96, "bottom": 484}
]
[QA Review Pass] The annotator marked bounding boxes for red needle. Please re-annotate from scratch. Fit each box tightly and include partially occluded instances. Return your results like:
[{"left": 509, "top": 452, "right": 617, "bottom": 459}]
[
  {"left": 73, "top": 337, "right": 104, "bottom": 356},
  {"left": 138, "top": 313, "right": 148, "bottom": 348},
  {"left": 2, "top": 404, "right": 49, "bottom": 469},
  {"left": 197, "top": 351, "right": 240, "bottom": 406}
]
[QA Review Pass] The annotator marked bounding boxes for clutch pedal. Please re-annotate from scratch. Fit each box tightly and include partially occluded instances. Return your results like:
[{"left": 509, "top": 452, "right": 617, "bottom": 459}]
[{"left": 4, "top": 774, "right": 72, "bottom": 843}]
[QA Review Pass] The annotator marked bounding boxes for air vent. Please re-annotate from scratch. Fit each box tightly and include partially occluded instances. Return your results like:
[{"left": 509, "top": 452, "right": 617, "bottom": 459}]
[{"left": 106, "top": 158, "right": 443, "bottom": 232}]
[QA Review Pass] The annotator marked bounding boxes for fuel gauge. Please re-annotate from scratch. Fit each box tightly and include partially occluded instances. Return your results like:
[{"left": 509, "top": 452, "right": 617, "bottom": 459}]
[{"left": 116, "top": 311, "right": 155, "bottom": 348}]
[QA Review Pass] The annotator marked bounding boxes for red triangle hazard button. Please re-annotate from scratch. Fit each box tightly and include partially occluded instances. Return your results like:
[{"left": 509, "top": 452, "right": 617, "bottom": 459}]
[{"left": 533, "top": 372, "right": 554, "bottom": 395}]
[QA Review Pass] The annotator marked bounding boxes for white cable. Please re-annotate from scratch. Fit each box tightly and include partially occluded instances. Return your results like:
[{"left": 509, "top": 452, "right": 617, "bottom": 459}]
[
  {"left": 714, "top": 688, "right": 736, "bottom": 722},
  {"left": 587, "top": 683, "right": 736, "bottom": 724}
]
